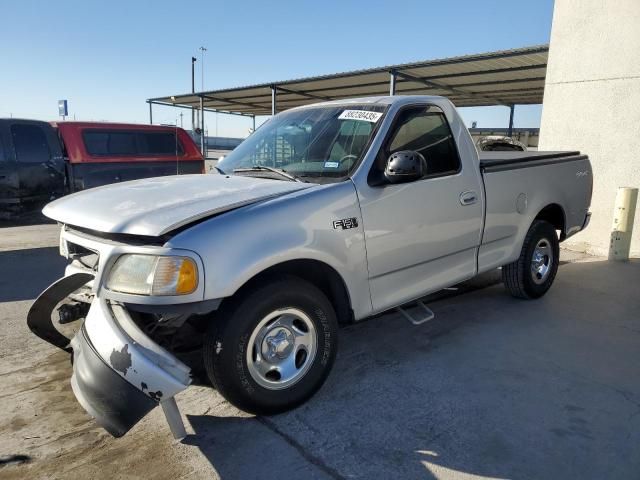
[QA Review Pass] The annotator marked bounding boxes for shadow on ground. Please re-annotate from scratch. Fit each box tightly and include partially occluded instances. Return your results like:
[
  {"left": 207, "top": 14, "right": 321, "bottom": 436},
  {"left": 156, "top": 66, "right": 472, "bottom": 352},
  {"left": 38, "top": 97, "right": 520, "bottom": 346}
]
[
  {"left": 0, "top": 247, "right": 66, "bottom": 302},
  {"left": 182, "top": 260, "right": 640, "bottom": 480}
]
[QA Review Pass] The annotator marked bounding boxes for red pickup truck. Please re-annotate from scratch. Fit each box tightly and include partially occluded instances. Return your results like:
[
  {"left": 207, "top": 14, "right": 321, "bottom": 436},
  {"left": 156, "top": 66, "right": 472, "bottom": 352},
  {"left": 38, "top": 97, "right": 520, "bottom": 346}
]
[{"left": 0, "top": 120, "right": 204, "bottom": 218}]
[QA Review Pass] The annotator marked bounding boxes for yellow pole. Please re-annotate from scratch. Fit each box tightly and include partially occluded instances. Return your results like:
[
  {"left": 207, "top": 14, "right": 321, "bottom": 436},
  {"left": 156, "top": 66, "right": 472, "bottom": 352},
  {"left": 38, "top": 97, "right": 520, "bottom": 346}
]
[{"left": 608, "top": 187, "right": 638, "bottom": 261}]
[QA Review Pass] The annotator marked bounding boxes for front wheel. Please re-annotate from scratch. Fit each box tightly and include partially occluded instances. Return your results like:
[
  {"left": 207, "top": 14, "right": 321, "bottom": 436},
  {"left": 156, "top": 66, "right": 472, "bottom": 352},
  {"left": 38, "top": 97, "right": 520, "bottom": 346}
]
[
  {"left": 203, "top": 276, "right": 338, "bottom": 415},
  {"left": 502, "top": 220, "right": 560, "bottom": 299}
]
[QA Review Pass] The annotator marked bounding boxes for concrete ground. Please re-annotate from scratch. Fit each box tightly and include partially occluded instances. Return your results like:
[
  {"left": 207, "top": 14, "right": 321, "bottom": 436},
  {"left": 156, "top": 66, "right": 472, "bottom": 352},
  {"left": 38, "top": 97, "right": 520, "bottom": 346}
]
[{"left": 1, "top": 223, "right": 639, "bottom": 479}]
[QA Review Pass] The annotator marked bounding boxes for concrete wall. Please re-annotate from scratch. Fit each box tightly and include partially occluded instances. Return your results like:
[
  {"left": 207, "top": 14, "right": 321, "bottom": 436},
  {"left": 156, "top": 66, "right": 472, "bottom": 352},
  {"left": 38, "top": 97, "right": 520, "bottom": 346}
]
[{"left": 539, "top": 0, "right": 640, "bottom": 257}]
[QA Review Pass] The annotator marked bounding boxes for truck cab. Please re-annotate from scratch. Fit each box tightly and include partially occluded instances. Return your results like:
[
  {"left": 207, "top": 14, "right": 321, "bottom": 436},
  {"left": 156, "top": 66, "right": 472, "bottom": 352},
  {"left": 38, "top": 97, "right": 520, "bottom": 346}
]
[{"left": 28, "top": 95, "right": 592, "bottom": 439}]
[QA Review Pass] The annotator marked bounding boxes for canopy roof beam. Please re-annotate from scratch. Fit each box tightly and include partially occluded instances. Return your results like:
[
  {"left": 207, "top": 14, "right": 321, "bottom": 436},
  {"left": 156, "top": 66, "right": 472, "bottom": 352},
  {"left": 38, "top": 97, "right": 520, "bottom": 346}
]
[
  {"left": 393, "top": 70, "right": 507, "bottom": 106},
  {"left": 235, "top": 75, "right": 543, "bottom": 100},
  {"left": 148, "top": 100, "right": 254, "bottom": 118},
  {"left": 201, "top": 94, "right": 266, "bottom": 111},
  {"left": 273, "top": 85, "right": 332, "bottom": 102},
  {"left": 406, "top": 63, "right": 547, "bottom": 82}
]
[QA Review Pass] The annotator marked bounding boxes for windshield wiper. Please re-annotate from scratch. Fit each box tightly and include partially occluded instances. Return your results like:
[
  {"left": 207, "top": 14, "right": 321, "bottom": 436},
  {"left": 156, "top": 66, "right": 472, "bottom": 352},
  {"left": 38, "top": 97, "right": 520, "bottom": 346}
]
[{"left": 233, "top": 166, "right": 302, "bottom": 182}]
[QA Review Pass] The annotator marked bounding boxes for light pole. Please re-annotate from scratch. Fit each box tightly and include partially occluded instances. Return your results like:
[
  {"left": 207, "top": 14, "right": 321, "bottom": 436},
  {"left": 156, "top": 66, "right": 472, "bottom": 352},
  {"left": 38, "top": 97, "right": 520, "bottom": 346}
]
[{"left": 198, "top": 46, "right": 207, "bottom": 155}]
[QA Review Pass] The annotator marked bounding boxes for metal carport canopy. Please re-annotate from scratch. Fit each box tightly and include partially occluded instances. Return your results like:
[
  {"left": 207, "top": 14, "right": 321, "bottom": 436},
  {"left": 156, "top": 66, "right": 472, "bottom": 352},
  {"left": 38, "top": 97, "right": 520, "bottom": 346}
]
[{"left": 148, "top": 45, "right": 548, "bottom": 117}]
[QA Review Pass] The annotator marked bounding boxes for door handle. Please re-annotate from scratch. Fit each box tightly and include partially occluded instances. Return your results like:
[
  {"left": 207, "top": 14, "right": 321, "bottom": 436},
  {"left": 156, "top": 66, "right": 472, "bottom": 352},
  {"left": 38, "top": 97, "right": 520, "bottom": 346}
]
[{"left": 459, "top": 190, "right": 478, "bottom": 206}]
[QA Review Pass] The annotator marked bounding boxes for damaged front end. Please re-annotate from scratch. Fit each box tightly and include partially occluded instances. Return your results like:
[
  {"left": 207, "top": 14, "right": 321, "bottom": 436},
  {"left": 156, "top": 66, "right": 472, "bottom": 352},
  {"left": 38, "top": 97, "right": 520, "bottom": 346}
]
[{"left": 27, "top": 226, "right": 215, "bottom": 438}]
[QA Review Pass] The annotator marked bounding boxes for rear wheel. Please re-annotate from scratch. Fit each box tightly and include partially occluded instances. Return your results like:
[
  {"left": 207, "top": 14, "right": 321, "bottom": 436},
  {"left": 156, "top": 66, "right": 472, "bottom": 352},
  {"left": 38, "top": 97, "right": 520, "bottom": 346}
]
[
  {"left": 203, "top": 276, "right": 338, "bottom": 415},
  {"left": 502, "top": 220, "right": 560, "bottom": 299}
]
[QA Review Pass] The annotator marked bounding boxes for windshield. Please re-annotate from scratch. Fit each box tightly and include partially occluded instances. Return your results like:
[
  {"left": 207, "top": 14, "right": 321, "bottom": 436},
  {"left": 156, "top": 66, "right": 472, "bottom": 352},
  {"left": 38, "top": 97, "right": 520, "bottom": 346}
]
[{"left": 217, "top": 104, "right": 387, "bottom": 182}]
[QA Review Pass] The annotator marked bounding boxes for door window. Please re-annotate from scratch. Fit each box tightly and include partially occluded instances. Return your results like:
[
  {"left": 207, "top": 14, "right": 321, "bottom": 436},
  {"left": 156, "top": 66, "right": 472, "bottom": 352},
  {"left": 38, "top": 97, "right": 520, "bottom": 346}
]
[
  {"left": 11, "top": 124, "right": 51, "bottom": 162},
  {"left": 375, "top": 105, "right": 460, "bottom": 179}
]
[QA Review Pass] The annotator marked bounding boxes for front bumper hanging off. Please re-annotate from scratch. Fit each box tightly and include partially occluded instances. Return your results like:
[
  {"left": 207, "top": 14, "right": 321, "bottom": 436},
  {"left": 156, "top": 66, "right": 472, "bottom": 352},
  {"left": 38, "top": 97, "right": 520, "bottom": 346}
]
[
  {"left": 70, "top": 326, "right": 157, "bottom": 436},
  {"left": 27, "top": 273, "right": 191, "bottom": 438}
]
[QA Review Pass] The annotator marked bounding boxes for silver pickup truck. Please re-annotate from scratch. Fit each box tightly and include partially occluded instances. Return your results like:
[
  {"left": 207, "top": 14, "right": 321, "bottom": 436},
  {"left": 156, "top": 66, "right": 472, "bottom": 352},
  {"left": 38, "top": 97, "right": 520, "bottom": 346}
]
[{"left": 28, "top": 96, "right": 592, "bottom": 438}]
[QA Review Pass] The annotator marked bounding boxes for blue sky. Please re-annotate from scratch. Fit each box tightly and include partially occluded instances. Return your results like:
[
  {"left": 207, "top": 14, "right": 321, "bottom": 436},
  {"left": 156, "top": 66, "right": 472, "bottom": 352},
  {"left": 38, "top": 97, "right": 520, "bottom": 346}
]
[{"left": 1, "top": 0, "right": 554, "bottom": 137}]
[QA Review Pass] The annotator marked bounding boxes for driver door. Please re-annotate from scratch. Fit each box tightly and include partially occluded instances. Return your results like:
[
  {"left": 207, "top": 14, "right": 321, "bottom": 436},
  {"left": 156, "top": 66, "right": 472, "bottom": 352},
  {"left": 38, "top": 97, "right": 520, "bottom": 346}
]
[{"left": 356, "top": 104, "right": 483, "bottom": 312}]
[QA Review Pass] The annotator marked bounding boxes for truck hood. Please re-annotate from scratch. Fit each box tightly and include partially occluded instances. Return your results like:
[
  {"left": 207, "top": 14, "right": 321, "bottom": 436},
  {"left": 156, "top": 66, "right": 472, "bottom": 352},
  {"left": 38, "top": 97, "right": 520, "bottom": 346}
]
[{"left": 43, "top": 174, "right": 313, "bottom": 236}]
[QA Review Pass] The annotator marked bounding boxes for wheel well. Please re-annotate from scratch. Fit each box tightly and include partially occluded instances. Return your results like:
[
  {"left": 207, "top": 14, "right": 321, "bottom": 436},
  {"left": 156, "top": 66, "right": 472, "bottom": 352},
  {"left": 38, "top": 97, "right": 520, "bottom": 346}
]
[
  {"left": 232, "top": 260, "right": 354, "bottom": 324},
  {"left": 535, "top": 204, "right": 566, "bottom": 239}
]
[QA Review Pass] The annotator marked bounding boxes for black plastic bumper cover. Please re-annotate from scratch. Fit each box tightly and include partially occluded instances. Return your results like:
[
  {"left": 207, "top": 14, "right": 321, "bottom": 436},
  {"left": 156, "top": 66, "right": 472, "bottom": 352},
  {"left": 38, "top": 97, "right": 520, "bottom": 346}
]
[
  {"left": 71, "top": 326, "right": 157, "bottom": 437},
  {"left": 27, "top": 272, "right": 94, "bottom": 352}
]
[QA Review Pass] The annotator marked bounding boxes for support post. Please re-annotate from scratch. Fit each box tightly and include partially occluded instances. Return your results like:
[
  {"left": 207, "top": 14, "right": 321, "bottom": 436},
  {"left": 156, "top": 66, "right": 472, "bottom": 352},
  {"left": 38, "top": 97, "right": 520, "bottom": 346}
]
[
  {"left": 191, "top": 56, "right": 196, "bottom": 130},
  {"left": 252, "top": 115, "right": 256, "bottom": 134},
  {"left": 271, "top": 85, "right": 277, "bottom": 116},
  {"left": 199, "top": 96, "right": 205, "bottom": 156},
  {"left": 508, "top": 104, "right": 515, "bottom": 137},
  {"left": 148, "top": 102, "right": 153, "bottom": 125},
  {"left": 389, "top": 69, "right": 397, "bottom": 96},
  {"left": 609, "top": 187, "right": 638, "bottom": 261}
]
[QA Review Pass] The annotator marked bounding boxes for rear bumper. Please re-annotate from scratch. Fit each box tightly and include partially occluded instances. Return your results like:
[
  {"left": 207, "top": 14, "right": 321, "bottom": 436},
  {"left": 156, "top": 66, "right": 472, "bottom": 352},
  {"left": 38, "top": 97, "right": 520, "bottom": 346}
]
[{"left": 582, "top": 212, "right": 592, "bottom": 230}]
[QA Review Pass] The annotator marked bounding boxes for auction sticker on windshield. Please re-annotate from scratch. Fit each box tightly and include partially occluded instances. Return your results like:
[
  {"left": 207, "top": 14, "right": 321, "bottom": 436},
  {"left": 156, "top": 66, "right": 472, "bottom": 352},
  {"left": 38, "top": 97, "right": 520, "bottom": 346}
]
[{"left": 338, "top": 110, "right": 383, "bottom": 123}]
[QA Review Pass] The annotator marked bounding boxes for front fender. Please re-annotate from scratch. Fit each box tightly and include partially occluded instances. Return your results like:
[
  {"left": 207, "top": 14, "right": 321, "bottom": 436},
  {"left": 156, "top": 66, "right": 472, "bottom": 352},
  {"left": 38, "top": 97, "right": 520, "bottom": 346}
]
[{"left": 167, "top": 181, "right": 373, "bottom": 320}]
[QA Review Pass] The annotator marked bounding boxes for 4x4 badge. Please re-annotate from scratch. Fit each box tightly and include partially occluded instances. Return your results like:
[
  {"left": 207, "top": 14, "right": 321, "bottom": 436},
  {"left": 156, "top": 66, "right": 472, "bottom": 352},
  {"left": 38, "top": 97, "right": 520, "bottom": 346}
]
[{"left": 333, "top": 218, "right": 358, "bottom": 230}]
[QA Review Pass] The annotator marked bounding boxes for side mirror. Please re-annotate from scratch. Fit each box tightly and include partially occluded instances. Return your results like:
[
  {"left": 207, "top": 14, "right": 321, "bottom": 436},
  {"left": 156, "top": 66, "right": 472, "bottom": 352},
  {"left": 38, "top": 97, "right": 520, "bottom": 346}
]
[{"left": 384, "top": 150, "right": 426, "bottom": 184}]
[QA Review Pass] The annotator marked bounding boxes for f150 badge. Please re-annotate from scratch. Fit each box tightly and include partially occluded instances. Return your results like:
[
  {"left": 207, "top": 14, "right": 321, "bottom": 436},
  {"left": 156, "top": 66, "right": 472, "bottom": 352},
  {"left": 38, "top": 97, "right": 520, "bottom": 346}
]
[{"left": 333, "top": 217, "right": 359, "bottom": 230}]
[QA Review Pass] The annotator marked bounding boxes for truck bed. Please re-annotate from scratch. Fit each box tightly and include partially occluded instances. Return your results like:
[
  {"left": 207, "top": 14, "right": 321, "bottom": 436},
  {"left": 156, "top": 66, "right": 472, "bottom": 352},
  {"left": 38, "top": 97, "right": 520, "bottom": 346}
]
[
  {"left": 479, "top": 151, "right": 585, "bottom": 172},
  {"left": 477, "top": 148, "right": 592, "bottom": 274}
]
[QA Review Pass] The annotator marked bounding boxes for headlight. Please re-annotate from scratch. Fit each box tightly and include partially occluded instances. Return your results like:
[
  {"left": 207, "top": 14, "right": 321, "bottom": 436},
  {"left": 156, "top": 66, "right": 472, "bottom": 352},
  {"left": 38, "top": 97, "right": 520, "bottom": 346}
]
[{"left": 106, "top": 254, "right": 198, "bottom": 296}]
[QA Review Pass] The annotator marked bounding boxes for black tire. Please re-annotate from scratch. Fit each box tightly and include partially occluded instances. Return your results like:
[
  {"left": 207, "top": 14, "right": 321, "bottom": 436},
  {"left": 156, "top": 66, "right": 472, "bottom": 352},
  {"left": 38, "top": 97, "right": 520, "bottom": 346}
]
[
  {"left": 203, "top": 276, "right": 338, "bottom": 415},
  {"left": 502, "top": 220, "right": 560, "bottom": 299}
]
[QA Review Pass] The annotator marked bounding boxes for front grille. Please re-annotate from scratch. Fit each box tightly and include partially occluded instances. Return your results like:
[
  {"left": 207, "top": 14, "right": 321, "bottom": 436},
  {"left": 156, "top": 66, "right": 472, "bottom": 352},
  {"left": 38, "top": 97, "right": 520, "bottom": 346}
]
[{"left": 67, "top": 241, "right": 99, "bottom": 271}]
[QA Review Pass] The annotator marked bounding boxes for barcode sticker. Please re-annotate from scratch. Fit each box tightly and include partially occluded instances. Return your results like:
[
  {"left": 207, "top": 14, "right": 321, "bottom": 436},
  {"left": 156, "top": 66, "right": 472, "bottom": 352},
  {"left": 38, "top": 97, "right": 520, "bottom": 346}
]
[{"left": 338, "top": 110, "right": 383, "bottom": 123}]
